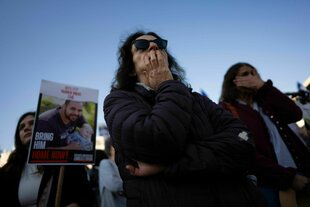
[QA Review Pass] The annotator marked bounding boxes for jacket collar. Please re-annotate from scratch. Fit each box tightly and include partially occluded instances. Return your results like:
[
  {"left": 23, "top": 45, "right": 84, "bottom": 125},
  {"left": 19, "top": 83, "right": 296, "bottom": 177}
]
[{"left": 134, "top": 83, "right": 156, "bottom": 105}]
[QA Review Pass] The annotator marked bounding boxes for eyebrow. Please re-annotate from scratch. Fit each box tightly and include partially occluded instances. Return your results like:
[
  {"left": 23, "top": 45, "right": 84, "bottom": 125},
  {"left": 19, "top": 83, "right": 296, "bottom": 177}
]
[
  {"left": 19, "top": 123, "right": 25, "bottom": 131},
  {"left": 239, "top": 69, "right": 254, "bottom": 75},
  {"left": 19, "top": 120, "right": 34, "bottom": 131}
]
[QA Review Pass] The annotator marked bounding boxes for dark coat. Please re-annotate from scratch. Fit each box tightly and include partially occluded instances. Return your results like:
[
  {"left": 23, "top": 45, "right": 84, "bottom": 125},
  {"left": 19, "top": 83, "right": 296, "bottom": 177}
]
[
  {"left": 220, "top": 80, "right": 310, "bottom": 190},
  {"left": 104, "top": 80, "right": 266, "bottom": 207},
  {"left": 0, "top": 165, "right": 94, "bottom": 207}
]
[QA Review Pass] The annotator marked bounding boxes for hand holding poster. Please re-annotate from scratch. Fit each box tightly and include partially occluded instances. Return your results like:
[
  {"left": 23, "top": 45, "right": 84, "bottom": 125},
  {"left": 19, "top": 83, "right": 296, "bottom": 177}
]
[{"left": 28, "top": 80, "right": 99, "bottom": 165}]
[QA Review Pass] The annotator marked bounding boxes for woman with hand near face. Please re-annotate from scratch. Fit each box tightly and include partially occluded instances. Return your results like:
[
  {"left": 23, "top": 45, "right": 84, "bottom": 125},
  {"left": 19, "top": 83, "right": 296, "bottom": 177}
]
[
  {"left": 219, "top": 62, "right": 310, "bottom": 207},
  {"left": 103, "top": 31, "right": 267, "bottom": 207}
]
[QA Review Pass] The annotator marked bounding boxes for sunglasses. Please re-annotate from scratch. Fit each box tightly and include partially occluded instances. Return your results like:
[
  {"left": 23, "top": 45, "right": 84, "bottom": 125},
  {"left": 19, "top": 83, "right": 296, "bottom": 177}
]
[{"left": 132, "top": 38, "right": 168, "bottom": 50}]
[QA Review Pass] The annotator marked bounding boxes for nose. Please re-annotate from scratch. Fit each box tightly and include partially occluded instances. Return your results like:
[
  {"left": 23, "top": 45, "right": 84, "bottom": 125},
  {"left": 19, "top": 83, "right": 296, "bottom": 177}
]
[
  {"left": 148, "top": 42, "right": 159, "bottom": 51},
  {"left": 24, "top": 124, "right": 32, "bottom": 132}
]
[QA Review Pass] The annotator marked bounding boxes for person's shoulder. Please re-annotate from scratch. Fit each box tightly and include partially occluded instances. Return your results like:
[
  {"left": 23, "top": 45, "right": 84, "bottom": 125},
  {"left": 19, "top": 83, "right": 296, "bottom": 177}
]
[
  {"left": 111, "top": 88, "right": 137, "bottom": 96},
  {"left": 104, "top": 89, "right": 139, "bottom": 106},
  {"left": 99, "top": 159, "right": 113, "bottom": 168},
  {"left": 38, "top": 107, "right": 59, "bottom": 120},
  {"left": 191, "top": 91, "right": 215, "bottom": 103}
]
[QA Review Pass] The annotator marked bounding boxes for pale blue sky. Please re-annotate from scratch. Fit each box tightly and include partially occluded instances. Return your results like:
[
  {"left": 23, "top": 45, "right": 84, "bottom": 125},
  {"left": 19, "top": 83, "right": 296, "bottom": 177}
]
[{"left": 1, "top": 0, "right": 309, "bottom": 150}]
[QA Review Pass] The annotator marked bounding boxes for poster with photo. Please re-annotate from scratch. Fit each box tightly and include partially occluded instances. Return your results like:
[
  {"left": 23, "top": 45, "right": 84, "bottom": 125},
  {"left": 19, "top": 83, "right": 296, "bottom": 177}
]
[{"left": 28, "top": 80, "right": 99, "bottom": 165}]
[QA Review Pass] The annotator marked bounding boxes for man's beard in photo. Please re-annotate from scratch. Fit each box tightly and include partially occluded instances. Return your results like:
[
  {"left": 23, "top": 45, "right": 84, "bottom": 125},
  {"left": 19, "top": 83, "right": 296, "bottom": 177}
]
[{"left": 64, "top": 107, "right": 79, "bottom": 122}]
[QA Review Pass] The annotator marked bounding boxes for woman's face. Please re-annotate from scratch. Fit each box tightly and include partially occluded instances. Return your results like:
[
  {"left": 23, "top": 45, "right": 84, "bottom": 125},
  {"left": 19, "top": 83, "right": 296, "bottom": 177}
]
[
  {"left": 236, "top": 65, "right": 256, "bottom": 77},
  {"left": 234, "top": 65, "right": 258, "bottom": 94},
  {"left": 19, "top": 115, "right": 34, "bottom": 145},
  {"left": 131, "top": 35, "right": 168, "bottom": 83}
]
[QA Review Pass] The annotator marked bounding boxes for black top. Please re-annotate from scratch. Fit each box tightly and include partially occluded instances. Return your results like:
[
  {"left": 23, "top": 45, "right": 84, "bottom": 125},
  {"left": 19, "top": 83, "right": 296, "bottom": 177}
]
[{"left": 0, "top": 165, "right": 94, "bottom": 207}]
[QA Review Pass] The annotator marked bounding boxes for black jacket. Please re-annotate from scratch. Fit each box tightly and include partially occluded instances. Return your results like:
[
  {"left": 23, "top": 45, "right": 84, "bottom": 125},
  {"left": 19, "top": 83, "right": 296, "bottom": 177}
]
[
  {"left": 104, "top": 80, "right": 266, "bottom": 207},
  {"left": 0, "top": 165, "right": 94, "bottom": 207}
]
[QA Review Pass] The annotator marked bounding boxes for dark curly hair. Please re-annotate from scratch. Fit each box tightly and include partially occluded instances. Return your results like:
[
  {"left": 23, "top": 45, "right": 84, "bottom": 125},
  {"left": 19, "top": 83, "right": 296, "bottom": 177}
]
[
  {"left": 219, "top": 62, "right": 256, "bottom": 102},
  {"left": 111, "top": 30, "right": 187, "bottom": 90}
]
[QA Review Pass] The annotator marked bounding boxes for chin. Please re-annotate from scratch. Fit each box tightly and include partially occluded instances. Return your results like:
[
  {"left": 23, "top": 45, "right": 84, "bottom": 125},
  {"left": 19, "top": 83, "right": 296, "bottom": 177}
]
[
  {"left": 22, "top": 138, "right": 31, "bottom": 145},
  {"left": 70, "top": 116, "right": 78, "bottom": 121}
]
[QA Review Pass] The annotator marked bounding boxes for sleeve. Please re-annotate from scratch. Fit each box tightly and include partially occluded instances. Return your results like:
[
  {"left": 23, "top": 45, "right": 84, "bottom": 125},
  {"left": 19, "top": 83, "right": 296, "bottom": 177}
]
[
  {"left": 99, "top": 160, "right": 123, "bottom": 193},
  {"left": 163, "top": 97, "right": 256, "bottom": 177},
  {"left": 104, "top": 80, "right": 193, "bottom": 164},
  {"left": 254, "top": 153, "right": 296, "bottom": 189},
  {"left": 257, "top": 80, "right": 303, "bottom": 123}
]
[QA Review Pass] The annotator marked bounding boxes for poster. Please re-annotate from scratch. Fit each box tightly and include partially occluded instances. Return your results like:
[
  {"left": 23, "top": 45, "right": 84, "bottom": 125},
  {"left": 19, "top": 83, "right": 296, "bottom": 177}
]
[{"left": 28, "top": 80, "right": 99, "bottom": 165}]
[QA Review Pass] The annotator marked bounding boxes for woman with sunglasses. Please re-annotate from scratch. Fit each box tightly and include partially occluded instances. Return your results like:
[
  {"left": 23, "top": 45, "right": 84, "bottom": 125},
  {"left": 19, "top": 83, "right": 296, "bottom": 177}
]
[
  {"left": 103, "top": 31, "right": 267, "bottom": 207},
  {"left": 0, "top": 111, "right": 94, "bottom": 207}
]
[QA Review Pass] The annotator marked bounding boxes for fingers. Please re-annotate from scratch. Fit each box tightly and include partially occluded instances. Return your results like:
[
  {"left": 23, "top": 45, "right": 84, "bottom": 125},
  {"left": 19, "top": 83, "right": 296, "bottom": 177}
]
[
  {"left": 149, "top": 50, "right": 158, "bottom": 67},
  {"left": 234, "top": 75, "right": 257, "bottom": 88},
  {"left": 156, "top": 50, "right": 169, "bottom": 70},
  {"left": 125, "top": 165, "right": 134, "bottom": 175},
  {"left": 143, "top": 50, "right": 158, "bottom": 70},
  {"left": 143, "top": 53, "right": 155, "bottom": 72},
  {"left": 125, "top": 165, "right": 139, "bottom": 176},
  {"left": 233, "top": 76, "right": 247, "bottom": 87},
  {"left": 144, "top": 50, "right": 168, "bottom": 72},
  {"left": 235, "top": 75, "right": 264, "bottom": 89},
  {"left": 141, "top": 50, "right": 172, "bottom": 89}
]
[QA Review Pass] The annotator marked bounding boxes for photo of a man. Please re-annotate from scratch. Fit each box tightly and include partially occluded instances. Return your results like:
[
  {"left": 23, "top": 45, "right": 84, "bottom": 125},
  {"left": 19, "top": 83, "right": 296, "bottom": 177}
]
[
  {"left": 28, "top": 80, "right": 98, "bottom": 164},
  {"left": 36, "top": 99, "right": 94, "bottom": 150}
]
